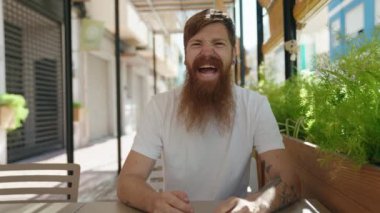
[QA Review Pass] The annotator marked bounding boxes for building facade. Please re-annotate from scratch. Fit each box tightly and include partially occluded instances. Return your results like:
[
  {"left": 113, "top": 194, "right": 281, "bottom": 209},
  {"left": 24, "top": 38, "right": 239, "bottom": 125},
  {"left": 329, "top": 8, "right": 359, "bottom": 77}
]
[
  {"left": 0, "top": 0, "right": 181, "bottom": 163},
  {"left": 0, "top": 0, "right": 65, "bottom": 163},
  {"left": 329, "top": 0, "right": 379, "bottom": 58}
]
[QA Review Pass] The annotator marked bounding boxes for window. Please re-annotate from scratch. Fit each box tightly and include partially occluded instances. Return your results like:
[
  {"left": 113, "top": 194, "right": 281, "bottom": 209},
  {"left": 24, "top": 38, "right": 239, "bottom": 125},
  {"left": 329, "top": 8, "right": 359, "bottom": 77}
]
[{"left": 345, "top": 3, "right": 364, "bottom": 36}]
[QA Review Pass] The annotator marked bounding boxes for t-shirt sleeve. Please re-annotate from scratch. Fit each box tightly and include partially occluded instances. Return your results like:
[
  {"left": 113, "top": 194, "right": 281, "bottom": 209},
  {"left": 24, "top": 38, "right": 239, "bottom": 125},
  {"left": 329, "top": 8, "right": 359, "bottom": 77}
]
[
  {"left": 253, "top": 96, "right": 284, "bottom": 154},
  {"left": 131, "top": 98, "right": 163, "bottom": 160}
]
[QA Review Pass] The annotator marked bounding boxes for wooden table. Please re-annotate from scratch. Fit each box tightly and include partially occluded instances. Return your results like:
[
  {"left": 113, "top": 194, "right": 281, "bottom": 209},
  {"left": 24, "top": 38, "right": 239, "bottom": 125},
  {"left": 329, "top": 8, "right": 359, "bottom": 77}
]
[{"left": 0, "top": 199, "right": 330, "bottom": 212}]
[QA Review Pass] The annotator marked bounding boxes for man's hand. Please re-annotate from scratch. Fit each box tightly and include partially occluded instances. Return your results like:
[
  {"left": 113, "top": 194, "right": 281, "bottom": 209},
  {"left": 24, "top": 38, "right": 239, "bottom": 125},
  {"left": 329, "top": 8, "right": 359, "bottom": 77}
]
[
  {"left": 118, "top": 152, "right": 193, "bottom": 212},
  {"left": 214, "top": 197, "right": 265, "bottom": 213},
  {"left": 149, "top": 191, "right": 194, "bottom": 213}
]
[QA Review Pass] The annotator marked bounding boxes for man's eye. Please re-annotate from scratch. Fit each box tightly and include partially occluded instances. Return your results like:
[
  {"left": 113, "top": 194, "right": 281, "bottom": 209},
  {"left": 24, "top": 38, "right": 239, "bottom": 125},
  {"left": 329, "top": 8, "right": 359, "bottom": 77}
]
[
  {"left": 215, "top": 42, "right": 226, "bottom": 46},
  {"left": 191, "top": 43, "right": 201, "bottom": 47}
]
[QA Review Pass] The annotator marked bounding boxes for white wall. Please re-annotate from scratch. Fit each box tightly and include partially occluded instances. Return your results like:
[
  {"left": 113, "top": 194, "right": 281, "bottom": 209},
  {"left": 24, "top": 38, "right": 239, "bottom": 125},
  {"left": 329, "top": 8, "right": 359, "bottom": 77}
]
[
  {"left": 122, "top": 58, "right": 160, "bottom": 134},
  {"left": 124, "top": 55, "right": 154, "bottom": 130},
  {"left": 86, "top": 54, "right": 111, "bottom": 140},
  {"left": 300, "top": 7, "right": 329, "bottom": 54},
  {"left": 72, "top": 11, "right": 117, "bottom": 147},
  {"left": 265, "top": 45, "right": 285, "bottom": 83},
  {"left": 376, "top": 0, "right": 380, "bottom": 25},
  {"left": 124, "top": 63, "right": 136, "bottom": 134},
  {"left": 298, "top": 7, "right": 330, "bottom": 72},
  {"left": 83, "top": 36, "right": 117, "bottom": 142},
  {"left": 0, "top": 0, "right": 7, "bottom": 163},
  {"left": 133, "top": 66, "right": 150, "bottom": 125},
  {"left": 85, "top": 0, "right": 148, "bottom": 46},
  {"left": 72, "top": 12, "right": 89, "bottom": 148},
  {"left": 124, "top": 0, "right": 148, "bottom": 46}
]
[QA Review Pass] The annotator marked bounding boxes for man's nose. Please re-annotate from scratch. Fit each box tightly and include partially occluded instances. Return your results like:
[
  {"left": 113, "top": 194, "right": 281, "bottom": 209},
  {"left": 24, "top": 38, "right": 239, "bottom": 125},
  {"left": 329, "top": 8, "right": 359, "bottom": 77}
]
[{"left": 200, "top": 44, "right": 216, "bottom": 56}]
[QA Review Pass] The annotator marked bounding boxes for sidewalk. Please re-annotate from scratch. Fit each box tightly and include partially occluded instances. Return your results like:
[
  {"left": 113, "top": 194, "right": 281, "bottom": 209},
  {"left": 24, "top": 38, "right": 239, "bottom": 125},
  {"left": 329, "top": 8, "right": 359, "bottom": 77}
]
[{"left": 17, "top": 133, "right": 136, "bottom": 202}]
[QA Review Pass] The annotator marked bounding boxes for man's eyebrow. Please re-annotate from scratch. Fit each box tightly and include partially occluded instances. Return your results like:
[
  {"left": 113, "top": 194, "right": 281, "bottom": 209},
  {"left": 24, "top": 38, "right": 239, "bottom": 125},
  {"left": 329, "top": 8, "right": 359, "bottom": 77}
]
[
  {"left": 212, "top": 38, "right": 228, "bottom": 42},
  {"left": 214, "top": 38, "right": 227, "bottom": 41},
  {"left": 189, "top": 39, "right": 202, "bottom": 43},
  {"left": 188, "top": 38, "right": 228, "bottom": 44}
]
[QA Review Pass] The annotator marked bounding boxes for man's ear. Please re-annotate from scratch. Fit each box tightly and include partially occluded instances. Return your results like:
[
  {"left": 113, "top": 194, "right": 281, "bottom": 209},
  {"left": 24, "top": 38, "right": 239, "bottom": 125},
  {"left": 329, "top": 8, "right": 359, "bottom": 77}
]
[{"left": 232, "top": 48, "right": 237, "bottom": 64}]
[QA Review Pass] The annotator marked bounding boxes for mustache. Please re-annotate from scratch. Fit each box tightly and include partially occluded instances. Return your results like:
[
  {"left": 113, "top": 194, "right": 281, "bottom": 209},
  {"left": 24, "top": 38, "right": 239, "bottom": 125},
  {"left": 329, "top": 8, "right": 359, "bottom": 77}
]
[{"left": 192, "top": 54, "right": 223, "bottom": 71}]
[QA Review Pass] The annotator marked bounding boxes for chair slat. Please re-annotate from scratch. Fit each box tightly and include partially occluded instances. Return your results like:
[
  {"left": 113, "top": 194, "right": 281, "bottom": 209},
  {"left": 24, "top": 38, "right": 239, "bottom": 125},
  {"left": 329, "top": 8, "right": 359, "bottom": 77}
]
[
  {"left": 0, "top": 163, "right": 80, "bottom": 203},
  {"left": 0, "top": 175, "right": 75, "bottom": 183},
  {"left": 0, "top": 164, "right": 80, "bottom": 172},
  {"left": 0, "top": 187, "right": 73, "bottom": 195},
  {"left": 0, "top": 199, "right": 75, "bottom": 204}
]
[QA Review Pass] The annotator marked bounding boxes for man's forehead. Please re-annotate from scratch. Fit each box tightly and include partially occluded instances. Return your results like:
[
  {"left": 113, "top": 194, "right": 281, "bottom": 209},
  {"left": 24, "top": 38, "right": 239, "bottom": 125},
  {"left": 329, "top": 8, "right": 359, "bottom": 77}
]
[{"left": 189, "top": 23, "right": 229, "bottom": 40}]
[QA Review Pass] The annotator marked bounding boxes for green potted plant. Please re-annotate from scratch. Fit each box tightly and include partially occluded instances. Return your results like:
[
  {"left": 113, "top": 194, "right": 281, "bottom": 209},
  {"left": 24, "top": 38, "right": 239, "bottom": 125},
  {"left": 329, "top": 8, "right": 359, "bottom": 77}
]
[
  {"left": 252, "top": 34, "right": 380, "bottom": 212},
  {"left": 0, "top": 93, "right": 29, "bottom": 131},
  {"left": 73, "top": 101, "right": 82, "bottom": 122}
]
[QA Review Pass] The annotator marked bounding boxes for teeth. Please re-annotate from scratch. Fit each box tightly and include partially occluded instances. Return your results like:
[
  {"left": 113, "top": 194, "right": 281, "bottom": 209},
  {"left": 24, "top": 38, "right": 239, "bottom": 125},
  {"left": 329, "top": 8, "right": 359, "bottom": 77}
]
[{"left": 199, "top": 65, "right": 215, "bottom": 69}]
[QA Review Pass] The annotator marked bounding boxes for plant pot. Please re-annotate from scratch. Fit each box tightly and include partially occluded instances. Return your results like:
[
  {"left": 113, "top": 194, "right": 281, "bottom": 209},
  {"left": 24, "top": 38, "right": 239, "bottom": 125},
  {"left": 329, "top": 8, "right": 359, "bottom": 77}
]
[
  {"left": 0, "top": 106, "right": 15, "bottom": 130},
  {"left": 73, "top": 108, "right": 80, "bottom": 122},
  {"left": 283, "top": 135, "right": 380, "bottom": 212}
]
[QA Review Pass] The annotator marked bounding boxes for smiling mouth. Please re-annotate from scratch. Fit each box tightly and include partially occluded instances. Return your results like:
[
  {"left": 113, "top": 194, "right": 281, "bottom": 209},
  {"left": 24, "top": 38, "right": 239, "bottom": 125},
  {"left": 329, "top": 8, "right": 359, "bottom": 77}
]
[{"left": 198, "top": 65, "right": 218, "bottom": 73}]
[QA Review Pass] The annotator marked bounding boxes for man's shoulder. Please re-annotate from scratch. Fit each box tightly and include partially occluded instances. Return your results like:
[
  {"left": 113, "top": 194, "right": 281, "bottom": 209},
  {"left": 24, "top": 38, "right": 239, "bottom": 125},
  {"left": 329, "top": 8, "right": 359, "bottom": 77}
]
[
  {"left": 150, "top": 87, "right": 181, "bottom": 106},
  {"left": 234, "top": 85, "right": 266, "bottom": 102}
]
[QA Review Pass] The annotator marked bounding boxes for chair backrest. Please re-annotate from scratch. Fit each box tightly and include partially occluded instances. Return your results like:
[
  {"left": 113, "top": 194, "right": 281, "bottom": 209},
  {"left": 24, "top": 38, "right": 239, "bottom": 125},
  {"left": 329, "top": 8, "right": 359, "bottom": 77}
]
[
  {"left": 148, "top": 155, "right": 164, "bottom": 192},
  {"left": 249, "top": 148, "right": 265, "bottom": 192},
  {"left": 253, "top": 149, "right": 265, "bottom": 189},
  {"left": 0, "top": 163, "right": 80, "bottom": 203}
]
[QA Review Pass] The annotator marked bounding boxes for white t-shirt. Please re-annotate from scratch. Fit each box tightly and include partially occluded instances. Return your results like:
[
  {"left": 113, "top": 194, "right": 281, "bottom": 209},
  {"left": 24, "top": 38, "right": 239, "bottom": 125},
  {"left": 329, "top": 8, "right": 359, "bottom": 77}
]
[{"left": 132, "top": 85, "right": 284, "bottom": 201}]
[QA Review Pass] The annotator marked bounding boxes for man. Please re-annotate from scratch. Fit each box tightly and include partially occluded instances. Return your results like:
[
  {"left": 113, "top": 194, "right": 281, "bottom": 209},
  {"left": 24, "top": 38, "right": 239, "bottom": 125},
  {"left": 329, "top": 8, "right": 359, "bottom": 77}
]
[{"left": 117, "top": 9, "right": 300, "bottom": 213}]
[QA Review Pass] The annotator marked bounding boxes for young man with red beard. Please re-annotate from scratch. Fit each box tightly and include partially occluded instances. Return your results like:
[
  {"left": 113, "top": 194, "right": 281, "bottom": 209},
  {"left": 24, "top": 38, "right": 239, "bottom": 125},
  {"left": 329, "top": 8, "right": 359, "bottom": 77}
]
[{"left": 117, "top": 9, "right": 300, "bottom": 213}]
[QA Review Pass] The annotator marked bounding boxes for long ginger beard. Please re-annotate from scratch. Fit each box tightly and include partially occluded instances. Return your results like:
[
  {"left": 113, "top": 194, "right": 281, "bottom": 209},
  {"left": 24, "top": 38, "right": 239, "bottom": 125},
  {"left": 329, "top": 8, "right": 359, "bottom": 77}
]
[{"left": 178, "top": 54, "right": 235, "bottom": 133}]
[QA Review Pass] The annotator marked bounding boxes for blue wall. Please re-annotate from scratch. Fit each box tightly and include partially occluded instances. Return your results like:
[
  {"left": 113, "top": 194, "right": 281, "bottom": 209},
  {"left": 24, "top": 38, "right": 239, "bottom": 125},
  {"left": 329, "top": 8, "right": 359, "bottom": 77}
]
[{"left": 328, "top": 0, "right": 375, "bottom": 59}]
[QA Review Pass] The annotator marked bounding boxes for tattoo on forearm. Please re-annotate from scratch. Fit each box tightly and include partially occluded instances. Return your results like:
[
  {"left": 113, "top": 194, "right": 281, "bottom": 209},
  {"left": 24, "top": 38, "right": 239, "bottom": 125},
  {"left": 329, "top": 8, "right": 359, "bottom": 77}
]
[
  {"left": 259, "top": 176, "right": 281, "bottom": 192},
  {"left": 260, "top": 161, "right": 299, "bottom": 210},
  {"left": 278, "top": 179, "right": 299, "bottom": 209},
  {"left": 264, "top": 161, "right": 272, "bottom": 183},
  {"left": 265, "top": 163, "right": 272, "bottom": 174}
]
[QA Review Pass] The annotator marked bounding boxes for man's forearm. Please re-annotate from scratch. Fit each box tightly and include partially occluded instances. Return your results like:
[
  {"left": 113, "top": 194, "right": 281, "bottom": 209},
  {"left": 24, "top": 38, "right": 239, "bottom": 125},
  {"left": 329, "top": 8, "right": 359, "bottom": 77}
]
[
  {"left": 117, "top": 174, "right": 158, "bottom": 212},
  {"left": 246, "top": 165, "right": 301, "bottom": 211},
  {"left": 259, "top": 176, "right": 299, "bottom": 211}
]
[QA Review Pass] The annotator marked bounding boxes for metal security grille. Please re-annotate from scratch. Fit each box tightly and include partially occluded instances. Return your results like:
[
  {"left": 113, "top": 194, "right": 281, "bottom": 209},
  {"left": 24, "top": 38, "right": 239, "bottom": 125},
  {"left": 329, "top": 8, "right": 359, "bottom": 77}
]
[
  {"left": 4, "top": 0, "right": 64, "bottom": 162},
  {"left": 4, "top": 21, "right": 25, "bottom": 152},
  {"left": 34, "top": 59, "right": 61, "bottom": 145}
]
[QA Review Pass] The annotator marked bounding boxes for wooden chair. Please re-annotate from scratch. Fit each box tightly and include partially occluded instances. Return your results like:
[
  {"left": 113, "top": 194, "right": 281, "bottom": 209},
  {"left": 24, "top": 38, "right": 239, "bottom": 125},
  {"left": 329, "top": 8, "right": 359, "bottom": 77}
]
[
  {"left": 0, "top": 163, "right": 80, "bottom": 203},
  {"left": 249, "top": 148, "right": 266, "bottom": 193},
  {"left": 254, "top": 149, "right": 265, "bottom": 189},
  {"left": 148, "top": 155, "right": 164, "bottom": 192}
]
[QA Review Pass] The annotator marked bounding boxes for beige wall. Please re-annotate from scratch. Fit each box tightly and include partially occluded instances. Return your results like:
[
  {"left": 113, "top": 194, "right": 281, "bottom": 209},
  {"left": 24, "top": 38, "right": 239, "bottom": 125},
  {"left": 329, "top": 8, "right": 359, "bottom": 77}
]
[
  {"left": 86, "top": 53, "right": 112, "bottom": 141},
  {"left": 123, "top": 55, "right": 157, "bottom": 130},
  {"left": 72, "top": 0, "right": 177, "bottom": 146},
  {"left": 72, "top": 12, "right": 118, "bottom": 147},
  {"left": 85, "top": 0, "right": 148, "bottom": 46}
]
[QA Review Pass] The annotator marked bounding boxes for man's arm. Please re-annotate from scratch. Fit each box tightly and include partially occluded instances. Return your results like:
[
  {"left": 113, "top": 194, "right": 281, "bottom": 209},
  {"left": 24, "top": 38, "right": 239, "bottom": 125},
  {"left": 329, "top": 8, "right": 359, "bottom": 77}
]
[
  {"left": 117, "top": 151, "right": 193, "bottom": 213},
  {"left": 215, "top": 149, "right": 300, "bottom": 213},
  {"left": 246, "top": 149, "right": 301, "bottom": 211}
]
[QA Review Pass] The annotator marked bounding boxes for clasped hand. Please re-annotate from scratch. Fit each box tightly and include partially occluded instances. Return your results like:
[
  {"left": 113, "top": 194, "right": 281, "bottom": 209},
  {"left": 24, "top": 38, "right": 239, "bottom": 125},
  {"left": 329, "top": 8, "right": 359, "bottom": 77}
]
[
  {"left": 149, "top": 191, "right": 194, "bottom": 213},
  {"left": 150, "top": 193, "right": 263, "bottom": 213},
  {"left": 214, "top": 197, "right": 265, "bottom": 213}
]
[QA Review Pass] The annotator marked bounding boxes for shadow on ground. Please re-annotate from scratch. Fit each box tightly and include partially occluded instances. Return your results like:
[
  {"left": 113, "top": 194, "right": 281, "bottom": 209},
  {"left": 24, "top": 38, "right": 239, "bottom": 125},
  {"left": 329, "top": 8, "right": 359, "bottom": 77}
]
[{"left": 79, "top": 171, "right": 118, "bottom": 202}]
